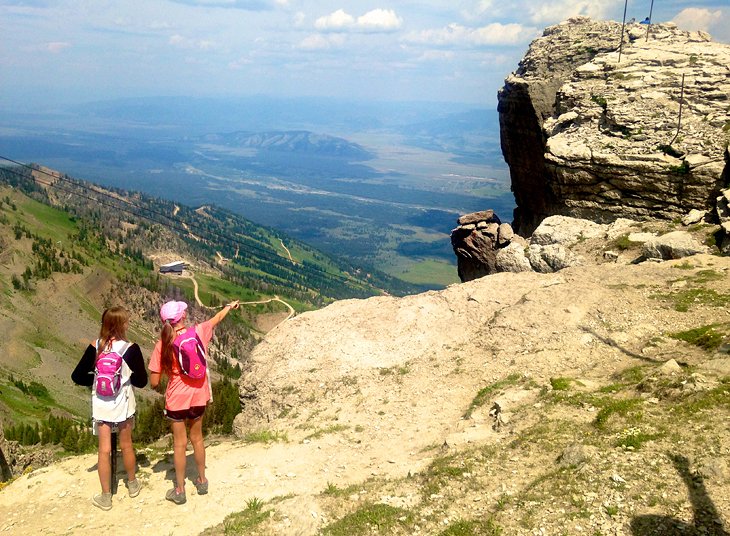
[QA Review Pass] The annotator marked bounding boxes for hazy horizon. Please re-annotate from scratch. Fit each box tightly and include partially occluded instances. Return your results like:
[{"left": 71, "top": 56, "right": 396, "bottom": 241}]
[{"left": 2, "top": 1, "right": 728, "bottom": 111}]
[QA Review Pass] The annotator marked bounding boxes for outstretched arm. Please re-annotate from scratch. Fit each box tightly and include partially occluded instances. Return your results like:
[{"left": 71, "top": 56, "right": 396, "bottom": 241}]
[{"left": 207, "top": 300, "right": 240, "bottom": 329}]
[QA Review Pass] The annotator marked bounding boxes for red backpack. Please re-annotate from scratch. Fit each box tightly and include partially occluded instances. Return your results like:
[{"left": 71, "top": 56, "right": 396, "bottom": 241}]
[{"left": 173, "top": 327, "right": 207, "bottom": 379}]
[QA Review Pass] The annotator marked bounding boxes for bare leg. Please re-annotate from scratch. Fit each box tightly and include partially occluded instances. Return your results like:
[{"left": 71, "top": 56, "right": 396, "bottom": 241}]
[
  {"left": 188, "top": 416, "right": 206, "bottom": 484},
  {"left": 117, "top": 418, "right": 136, "bottom": 482},
  {"left": 170, "top": 420, "right": 188, "bottom": 492},
  {"left": 97, "top": 423, "right": 112, "bottom": 493}
]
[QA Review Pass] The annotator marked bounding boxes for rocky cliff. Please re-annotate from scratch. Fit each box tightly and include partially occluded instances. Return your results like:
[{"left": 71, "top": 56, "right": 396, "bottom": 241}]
[{"left": 499, "top": 17, "right": 730, "bottom": 235}]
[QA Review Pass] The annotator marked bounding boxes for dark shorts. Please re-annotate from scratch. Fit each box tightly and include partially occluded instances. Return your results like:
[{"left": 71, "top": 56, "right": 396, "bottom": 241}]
[{"left": 164, "top": 406, "right": 206, "bottom": 422}]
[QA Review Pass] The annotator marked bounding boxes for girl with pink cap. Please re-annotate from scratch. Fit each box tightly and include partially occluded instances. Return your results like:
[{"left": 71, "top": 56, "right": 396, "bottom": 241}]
[{"left": 149, "top": 299, "right": 239, "bottom": 505}]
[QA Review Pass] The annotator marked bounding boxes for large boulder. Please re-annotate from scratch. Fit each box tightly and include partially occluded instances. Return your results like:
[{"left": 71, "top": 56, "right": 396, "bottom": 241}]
[
  {"left": 641, "top": 231, "right": 710, "bottom": 260},
  {"left": 499, "top": 17, "right": 730, "bottom": 235}
]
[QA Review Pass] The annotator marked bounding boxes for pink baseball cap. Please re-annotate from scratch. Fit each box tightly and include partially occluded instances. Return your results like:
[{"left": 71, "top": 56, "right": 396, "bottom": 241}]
[{"left": 160, "top": 300, "right": 187, "bottom": 323}]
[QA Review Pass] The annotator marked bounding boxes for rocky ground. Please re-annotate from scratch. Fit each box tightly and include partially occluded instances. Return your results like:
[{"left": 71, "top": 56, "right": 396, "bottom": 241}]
[{"left": 1, "top": 219, "right": 730, "bottom": 535}]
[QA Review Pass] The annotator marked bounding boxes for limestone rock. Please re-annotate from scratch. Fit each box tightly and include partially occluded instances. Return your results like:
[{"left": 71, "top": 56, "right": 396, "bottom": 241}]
[
  {"left": 495, "top": 241, "right": 532, "bottom": 273},
  {"left": 498, "top": 17, "right": 730, "bottom": 235},
  {"left": 530, "top": 215, "right": 606, "bottom": 246},
  {"left": 527, "top": 243, "right": 581, "bottom": 273},
  {"left": 641, "top": 230, "right": 710, "bottom": 260}
]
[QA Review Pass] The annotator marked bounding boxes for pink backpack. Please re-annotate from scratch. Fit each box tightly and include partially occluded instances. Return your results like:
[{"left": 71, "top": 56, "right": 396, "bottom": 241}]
[
  {"left": 95, "top": 341, "right": 130, "bottom": 397},
  {"left": 173, "top": 327, "right": 207, "bottom": 379}
]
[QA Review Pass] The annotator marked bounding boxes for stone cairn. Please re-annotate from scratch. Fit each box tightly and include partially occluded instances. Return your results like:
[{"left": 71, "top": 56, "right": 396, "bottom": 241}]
[{"left": 450, "top": 210, "right": 526, "bottom": 282}]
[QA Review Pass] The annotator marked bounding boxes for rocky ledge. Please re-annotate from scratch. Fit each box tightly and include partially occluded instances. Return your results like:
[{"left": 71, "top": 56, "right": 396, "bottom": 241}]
[{"left": 499, "top": 17, "right": 730, "bottom": 236}]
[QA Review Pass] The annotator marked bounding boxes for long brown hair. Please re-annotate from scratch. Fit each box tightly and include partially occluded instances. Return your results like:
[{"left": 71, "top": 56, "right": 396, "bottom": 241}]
[
  {"left": 160, "top": 321, "right": 178, "bottom": 374},
  {"left": 98, "top": 306, "right": 129, "bottom": 356}
]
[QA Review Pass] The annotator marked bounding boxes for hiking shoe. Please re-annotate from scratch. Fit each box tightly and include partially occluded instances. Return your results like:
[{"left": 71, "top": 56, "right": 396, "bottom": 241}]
[
  {"left": 165, "top": 487, "right": 186, "bottom": 505},
  {"left": 194, "top": 478, "right": 208, "bottom": 495},
  {"left": 92, "top": 492, "right": 112, "bottom": 511},
  {"left": 127, "top": 478, "right": 141, "bottom": 498}
]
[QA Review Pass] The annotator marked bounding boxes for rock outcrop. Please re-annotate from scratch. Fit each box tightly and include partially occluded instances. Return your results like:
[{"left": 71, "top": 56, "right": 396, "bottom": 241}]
[
  {"left": 452, "top": 210, "right": 715, "bottom": 280},
  {"left": 499, "top": 17, "right": 730, "bottom": 236}
]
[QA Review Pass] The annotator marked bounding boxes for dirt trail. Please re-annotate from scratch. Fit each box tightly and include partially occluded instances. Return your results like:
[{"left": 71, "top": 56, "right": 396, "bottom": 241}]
[{"left": 0, "top": 428, "right": 428, "bottom": 535}]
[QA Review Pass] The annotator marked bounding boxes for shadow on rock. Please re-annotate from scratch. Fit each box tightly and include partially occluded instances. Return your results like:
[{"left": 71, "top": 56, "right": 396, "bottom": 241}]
[{"left": 631, "top": 454, "right": 728, "bottom": 535}]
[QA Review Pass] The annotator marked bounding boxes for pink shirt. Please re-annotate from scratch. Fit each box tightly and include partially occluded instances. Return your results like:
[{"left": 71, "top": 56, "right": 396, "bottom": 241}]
[{"left": 149, "top": 320, "right": 214, "bottom": 411}]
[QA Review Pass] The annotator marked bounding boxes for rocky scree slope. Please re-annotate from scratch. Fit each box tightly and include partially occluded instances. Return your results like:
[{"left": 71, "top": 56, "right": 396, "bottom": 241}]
[
  {"left": 232, "top": 231, "right": 730, "bottom": 534},
  {"left": 499, "top": 17, "right": 730, "bottom": 236}
]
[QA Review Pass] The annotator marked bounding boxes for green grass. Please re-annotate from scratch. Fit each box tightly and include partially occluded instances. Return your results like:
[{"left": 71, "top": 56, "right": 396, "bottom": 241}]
[
  {"left": 673, "top": 380, "right": 730, "bottom": 416},
  {"left": 304, "top": 424, "right": 349, "bottom": 441},
  {"left": 593, "top": 398, "right": 643, "bottom": 430},
  {"left": 14, "top": 195, "right": 79, "bottom": 243},
  {"left": 550, "top": 377, "right": 572, "bottom": 391},
  {"left": 421, "top": 453, "right": 473, "bottom": 498},
  {"left": 615, "top": 427, "right": 663, "bottom": 449},
  {"left": 464, "top": 373, "right": 522, "bottom": 418},
  {"left": 439, "top": 519, "right": 503, "bottom": 536},
  {"left": 321, "top": 503, "right": 414, "bottom": 535},
  {"left": 669, "top": 324, "right": 726, "bottom": 352},
  {"left": 241, "top": 429, "right": 288, "bottom": 444},
  {"left": 610, "top": 234, "right": 634, "bottom": 251},
  {"left": 207, "top": 497, "right": 271, "bottom": 535},
  {"left": 651, "top": 288, "right": 730, "bottom": 312}
]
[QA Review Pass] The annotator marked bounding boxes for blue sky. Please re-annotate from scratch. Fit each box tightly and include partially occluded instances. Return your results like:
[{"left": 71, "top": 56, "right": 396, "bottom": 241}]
[{"left": 1, "top": 0, "right": 728, "bottom": 110}]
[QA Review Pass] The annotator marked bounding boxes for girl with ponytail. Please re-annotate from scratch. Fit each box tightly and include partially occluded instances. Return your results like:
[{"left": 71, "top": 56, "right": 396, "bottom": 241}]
[{"left": 148, "top": 299, "right": 239, "bottom": 505}]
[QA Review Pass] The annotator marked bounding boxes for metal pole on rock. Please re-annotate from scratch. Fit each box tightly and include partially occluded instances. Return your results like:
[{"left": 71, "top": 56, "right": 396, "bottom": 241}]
[
  {"left": 646, "top": 0, "right": 655, "bottom": 41},
  {"left": 618, "top": 0, "right": 628, "bottom": 62}
]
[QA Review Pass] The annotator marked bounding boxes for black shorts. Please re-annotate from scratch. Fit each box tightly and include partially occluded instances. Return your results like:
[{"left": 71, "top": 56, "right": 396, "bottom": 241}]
[{"left": 164, "top": 406, "right": 206, "bottom": 422}]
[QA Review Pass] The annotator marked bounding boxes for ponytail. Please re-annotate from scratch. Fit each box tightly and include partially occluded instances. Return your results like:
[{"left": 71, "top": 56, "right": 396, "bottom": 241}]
[{"left": 160, "top": 320, "right": 175, "bottom": 374}]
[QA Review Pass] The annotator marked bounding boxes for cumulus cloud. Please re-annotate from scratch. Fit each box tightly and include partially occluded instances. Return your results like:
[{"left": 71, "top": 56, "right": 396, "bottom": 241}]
[
  {"left": 672, "top": 7, "right": 721, "bottom": 32},
  {"left": 314, "top": 8, "right": 402, "bottom": 33},
  {"left": 46, "top": 42, "right": 71, "bottom": 53},
  {"left": 315, "top": 9, "right": 354, "bottom": 31},
  {"left": 356, "top": 9, "right": 402, "bottom": 32},
  {"left": 404, "top": 22, "right": 537, "bottom": 47},
  {"left": 528, "top": 0, "right": 608, "bottom": 26}
]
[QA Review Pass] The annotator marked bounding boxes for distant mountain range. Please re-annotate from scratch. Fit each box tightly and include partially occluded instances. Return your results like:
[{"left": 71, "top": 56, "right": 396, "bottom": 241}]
[{"left": 200, "top": 130, "right": 374, "bottom": 160}]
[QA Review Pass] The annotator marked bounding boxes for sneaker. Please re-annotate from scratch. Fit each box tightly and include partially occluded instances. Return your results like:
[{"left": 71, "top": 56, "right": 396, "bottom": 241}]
[
  {"left": 92, "top": 492, "right": 112, "bottom": 511},
  {"left": 165, "top": 487, "right": 186, "bottom": 505},
  {"left": 127, "top": 478, "right": 141, "bottom": 498},
  {"left": 194, "top": 478, "right": 208, "bottom": 495}
]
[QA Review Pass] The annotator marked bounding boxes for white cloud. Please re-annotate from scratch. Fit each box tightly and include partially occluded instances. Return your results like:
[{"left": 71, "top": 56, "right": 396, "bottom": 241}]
[
  {"left": 46, "top": 42, "right": 71, "bottom": 54},
  {"left": 404, "top": 22, "right": 537, "bottom": 47},
  {"left": 314, "top": 8, "right": 402, "bottom": 33},
  {"left": 168, "top": 34, "right": 220, "bottom": 50},
  {"left": 528, "top": 0, "right": 608, "bottom": 26},
  {"left": 315, "top": 9, "right": 354, "bottom": 31},
  {"left": 356, "top": 9, "right": 402, "bottom": 32},
  {"left": 297, "top": 34, "right": 346, "bottom": 50},
  {"left": 672, "top": 7, "right": 721, "bottom": 32}
]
